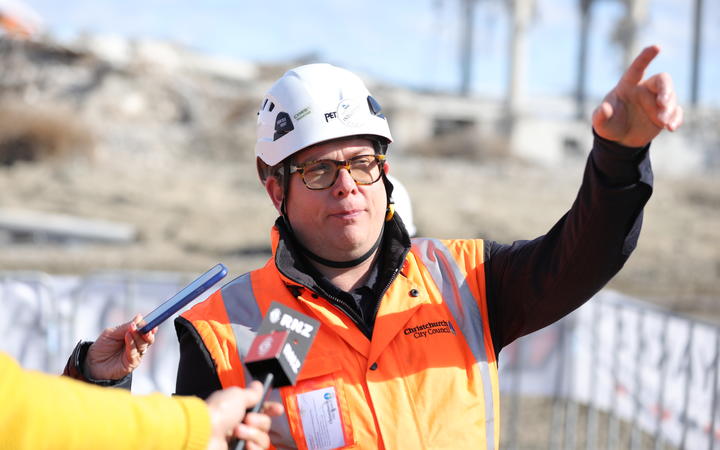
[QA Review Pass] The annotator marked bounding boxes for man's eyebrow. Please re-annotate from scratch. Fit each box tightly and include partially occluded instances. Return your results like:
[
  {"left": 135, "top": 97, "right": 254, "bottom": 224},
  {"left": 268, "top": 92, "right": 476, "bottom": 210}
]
[{"left": 299, "top": 149, "right": 374, "bottom": 164}]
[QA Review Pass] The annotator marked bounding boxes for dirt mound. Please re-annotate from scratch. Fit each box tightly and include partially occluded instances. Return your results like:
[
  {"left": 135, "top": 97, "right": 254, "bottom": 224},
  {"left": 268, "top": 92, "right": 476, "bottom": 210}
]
[{"left": 1, "top": 36, "right": 718, "bottom": 323}]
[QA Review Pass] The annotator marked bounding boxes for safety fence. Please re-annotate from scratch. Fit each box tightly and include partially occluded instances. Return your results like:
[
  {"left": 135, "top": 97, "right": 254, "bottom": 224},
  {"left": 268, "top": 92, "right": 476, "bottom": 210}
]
[
  {"left": 1, "top": 271, "right": 718, "bottom": 449},
  {"left": 500, "top": 290, "right": 720, "bottom": 450}
]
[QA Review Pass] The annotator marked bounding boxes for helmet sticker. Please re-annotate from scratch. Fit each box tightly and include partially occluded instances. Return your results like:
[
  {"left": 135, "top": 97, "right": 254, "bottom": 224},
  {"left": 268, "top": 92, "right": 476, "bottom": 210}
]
[
  {"left": 367, "top": 96, "right": 382, "bottom": 114},
  {"left": 367, "top": 96, "right": 386, "bottom": 119},
  {"left": 293, "top": 107, "right": 311, "bottom": 121},
  {"left": 337, "top": 98, "right": 369, "bottom": 127},
  {"left": 273, "top": 112, "right": 294, "bottom": 141}
]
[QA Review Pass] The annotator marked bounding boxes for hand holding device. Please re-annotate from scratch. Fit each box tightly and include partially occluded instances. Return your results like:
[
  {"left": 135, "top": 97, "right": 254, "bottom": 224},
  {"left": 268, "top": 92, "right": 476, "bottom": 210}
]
[{"left": 138, "top": 263, "right": 228, "bottom": 334}]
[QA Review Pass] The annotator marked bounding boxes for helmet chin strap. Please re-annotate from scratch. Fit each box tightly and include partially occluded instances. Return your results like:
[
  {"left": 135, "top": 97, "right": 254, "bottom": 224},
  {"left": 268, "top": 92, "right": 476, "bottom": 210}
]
[{"left": 300, "top": 225, "right": 384, "bottom": 268}]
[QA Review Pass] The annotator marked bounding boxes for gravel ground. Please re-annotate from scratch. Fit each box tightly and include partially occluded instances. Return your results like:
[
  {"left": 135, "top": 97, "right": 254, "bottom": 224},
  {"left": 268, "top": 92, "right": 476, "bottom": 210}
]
[{"left": 2, "top": 144, "right": 717, "bottom": 322}]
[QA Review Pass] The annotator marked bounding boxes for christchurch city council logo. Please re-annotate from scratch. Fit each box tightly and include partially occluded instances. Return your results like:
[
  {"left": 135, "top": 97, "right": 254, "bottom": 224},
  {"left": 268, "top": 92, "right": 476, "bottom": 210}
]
[
  {"left": 404, "top": 319, "right": 457, "bottom": 339},
  {"left": 268, "top": 308, "right": 281, "bottom": 324}
]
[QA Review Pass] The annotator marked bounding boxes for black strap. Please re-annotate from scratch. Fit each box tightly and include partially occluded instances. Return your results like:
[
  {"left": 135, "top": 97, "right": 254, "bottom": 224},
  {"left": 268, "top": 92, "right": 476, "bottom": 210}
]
[{"left": 300, "top": 225, "right": 384, "bottom": 268}]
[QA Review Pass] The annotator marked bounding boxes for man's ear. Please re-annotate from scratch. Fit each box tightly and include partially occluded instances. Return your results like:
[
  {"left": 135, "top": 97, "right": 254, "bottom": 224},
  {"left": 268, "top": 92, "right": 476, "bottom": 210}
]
[{"left": 265, "top": 177, "right": 284, "bottom": 214}]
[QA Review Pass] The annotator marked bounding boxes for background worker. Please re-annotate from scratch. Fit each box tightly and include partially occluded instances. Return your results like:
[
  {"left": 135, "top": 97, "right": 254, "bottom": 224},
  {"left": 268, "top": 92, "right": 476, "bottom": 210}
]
[
  {"left": 386, "top": 174, "right": 416, "bottom": 237},
  {"left": 2, "top": 351, "right": 282, "bottom": 450},
  {"left": 70, "top": 45, "right": 682, "bottom": 449}
]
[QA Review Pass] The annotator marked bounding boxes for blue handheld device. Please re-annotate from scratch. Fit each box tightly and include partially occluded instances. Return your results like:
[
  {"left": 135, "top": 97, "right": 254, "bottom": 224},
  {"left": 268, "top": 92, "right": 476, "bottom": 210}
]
[{"left": 138, "top": 263, "right": 228, "bottom": 334}]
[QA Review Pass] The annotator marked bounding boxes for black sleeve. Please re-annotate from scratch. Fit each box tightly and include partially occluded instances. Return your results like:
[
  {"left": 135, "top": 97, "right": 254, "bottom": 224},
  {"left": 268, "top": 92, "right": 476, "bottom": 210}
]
[
  {"left": 174, "top": 316, "right": 223, "bottom": 400},
  {"left": 62, "top": 340, "right": 133, "bottom": 390},
  {"left": 485, "top": 131, "right": 653, "bottom": 357}
]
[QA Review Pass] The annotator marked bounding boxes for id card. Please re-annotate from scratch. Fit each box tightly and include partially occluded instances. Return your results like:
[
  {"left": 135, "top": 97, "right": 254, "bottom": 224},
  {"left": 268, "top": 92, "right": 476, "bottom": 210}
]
[{"left": 297, "top": 386, "right": 346, "bottom": 450}]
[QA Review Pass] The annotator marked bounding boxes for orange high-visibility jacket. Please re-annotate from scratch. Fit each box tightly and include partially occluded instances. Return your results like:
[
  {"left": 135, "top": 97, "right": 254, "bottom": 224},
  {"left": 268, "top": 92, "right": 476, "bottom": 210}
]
[{"left": 183, "top": 229, "right": 499, "bottom": 449}]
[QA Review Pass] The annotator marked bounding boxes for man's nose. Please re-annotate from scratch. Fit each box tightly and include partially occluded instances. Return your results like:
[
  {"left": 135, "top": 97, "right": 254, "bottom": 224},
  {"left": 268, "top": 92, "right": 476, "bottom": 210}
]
[{"left": 332, "top": 166, "right": 357, "bottom": 193}]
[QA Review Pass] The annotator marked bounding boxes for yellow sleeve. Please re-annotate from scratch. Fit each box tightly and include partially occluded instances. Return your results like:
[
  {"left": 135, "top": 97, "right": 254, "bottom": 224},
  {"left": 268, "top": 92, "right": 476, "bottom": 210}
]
[{"left": 0, "top": 352, "right": 211, "bottom": 450}]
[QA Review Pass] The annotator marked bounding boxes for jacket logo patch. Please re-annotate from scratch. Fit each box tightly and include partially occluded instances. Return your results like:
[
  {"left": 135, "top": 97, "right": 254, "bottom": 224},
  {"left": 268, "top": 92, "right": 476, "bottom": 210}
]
[{"left": 404, "top": 320, "right": 457, "bottom": 339}]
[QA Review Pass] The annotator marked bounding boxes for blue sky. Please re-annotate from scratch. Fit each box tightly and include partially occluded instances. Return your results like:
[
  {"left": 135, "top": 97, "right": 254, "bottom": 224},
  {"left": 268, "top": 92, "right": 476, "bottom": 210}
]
[{"left": 16, "top": 0, "right": 720, "bottom": 107}]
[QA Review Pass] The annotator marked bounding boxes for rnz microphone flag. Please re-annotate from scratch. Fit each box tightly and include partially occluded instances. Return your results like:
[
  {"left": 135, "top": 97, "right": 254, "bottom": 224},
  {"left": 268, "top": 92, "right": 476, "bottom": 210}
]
[{"left": 245, "top": 301, "right": 320, "bottom": 387}]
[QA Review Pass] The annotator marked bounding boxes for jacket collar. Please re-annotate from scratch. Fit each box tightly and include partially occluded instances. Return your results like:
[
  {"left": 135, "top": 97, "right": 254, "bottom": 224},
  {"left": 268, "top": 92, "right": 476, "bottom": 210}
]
[{"left": 270, "top": 214, "right": 412, "bottom": 298}]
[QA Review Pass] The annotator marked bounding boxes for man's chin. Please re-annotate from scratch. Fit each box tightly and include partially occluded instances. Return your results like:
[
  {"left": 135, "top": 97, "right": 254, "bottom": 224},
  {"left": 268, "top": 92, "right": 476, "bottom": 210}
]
[
  {"left": 319, "top": 223, "right": 382, "bottom": 255},
  {"left": 320, "top": 237, "right": 370, "bottom": 258}
]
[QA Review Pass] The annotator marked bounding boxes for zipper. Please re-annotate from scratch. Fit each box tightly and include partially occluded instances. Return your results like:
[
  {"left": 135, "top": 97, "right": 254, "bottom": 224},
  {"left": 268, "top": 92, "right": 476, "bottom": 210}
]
[
  {"left": 284, "top": 269, "right": 403, "bottom": 340},
  {"left": 280, "top": 275, "right": 370, "bottom": 335},
  {"left": 319, "top": 289, "right": 371, "bottom": 337},
  {"left": 275, "top": 225, "right": 410, "bottom": 339},
  {"left": 370, "top": 267, "right": 401, "bottom": 328}
]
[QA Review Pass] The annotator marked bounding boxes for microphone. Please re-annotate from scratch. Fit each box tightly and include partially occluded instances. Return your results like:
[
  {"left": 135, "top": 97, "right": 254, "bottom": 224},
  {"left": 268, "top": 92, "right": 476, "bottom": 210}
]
[{"left": 234, "top": 301, "right": 320, "bottom": 450}]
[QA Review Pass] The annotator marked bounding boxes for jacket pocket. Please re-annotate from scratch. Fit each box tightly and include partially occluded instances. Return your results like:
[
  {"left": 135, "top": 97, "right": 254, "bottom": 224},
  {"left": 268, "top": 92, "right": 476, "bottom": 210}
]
[
  {"left": 296, "top": 354, "right": 342, "bottom": 380},
  {"left": 281, "top": 355, "right": 355, "bottom": 450}
]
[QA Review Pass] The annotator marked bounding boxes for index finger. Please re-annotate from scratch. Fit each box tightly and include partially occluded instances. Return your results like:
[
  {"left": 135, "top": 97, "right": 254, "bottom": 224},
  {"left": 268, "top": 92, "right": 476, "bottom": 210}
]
[{"left": 620, "top": 45, "right": 660, "bottom": 86}]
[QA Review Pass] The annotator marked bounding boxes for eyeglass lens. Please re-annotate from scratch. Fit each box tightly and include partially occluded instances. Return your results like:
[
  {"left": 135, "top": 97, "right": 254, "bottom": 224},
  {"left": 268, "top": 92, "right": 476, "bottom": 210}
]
[{"left": 302, "top": 155, "right": 382, "bottom": 189}]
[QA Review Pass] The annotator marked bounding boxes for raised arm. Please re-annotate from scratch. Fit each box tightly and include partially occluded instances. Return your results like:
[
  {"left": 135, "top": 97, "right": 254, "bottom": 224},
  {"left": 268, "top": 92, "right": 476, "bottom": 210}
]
[{"left": 486, "top": 45, "right": 683, "bottom": 353}]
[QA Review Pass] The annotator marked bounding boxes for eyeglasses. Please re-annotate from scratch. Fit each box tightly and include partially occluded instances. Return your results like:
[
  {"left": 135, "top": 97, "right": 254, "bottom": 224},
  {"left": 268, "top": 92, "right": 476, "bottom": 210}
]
[{"left": 289, "top": 154, "right": 386, "bottom": 190}]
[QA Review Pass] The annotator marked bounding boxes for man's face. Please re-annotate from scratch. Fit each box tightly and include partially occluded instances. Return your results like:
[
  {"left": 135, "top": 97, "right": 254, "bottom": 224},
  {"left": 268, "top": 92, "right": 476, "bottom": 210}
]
[{"left": 268, "top": 137, "right": 389, "bottom": 263}]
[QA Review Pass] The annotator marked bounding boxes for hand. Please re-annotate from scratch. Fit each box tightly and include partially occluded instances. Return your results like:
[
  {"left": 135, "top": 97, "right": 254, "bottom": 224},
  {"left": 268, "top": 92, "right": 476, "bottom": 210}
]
[
  {"left": 85, "top": 314, "right": 157, "bottom": 380},
  {"left": 592, "top": 45, "right": 684, "bottom": 148},
  {"left": 206, "top": 382, "right": 285, "bottom": 450}
]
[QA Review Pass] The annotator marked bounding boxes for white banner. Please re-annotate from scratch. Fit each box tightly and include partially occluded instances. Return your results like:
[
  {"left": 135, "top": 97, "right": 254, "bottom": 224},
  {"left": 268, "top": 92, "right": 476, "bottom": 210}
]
[
  {"left": 2, "top": 273, "right": 719, "bottom": 447},
  {"left": 500, "top": 290, "right": 720, "bottom": 448},
  {"left": 0, "top": 271, "right": 200, "bottom": 395}
]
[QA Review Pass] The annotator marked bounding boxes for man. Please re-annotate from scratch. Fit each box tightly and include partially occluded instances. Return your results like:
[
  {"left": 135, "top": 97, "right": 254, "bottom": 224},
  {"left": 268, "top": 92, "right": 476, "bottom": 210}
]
[
  {"left": 2, "top": 350, "right": 281, "bottom": 449},
  {"left": 73, "top": 45, "right": 682, "bottom": 449}
]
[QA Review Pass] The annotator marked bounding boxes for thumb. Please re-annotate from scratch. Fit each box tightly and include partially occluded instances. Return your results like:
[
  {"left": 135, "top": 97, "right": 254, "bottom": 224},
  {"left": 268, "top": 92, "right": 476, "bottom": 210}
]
[
  {"left": 105, "top": 315, "right": 139, "bottom": 338},
  {"left": 592, "top": 101, "right": 613, "bottom": 130},
  {"left": 244, "top": 381, "right": 264, "bottom": 407}
]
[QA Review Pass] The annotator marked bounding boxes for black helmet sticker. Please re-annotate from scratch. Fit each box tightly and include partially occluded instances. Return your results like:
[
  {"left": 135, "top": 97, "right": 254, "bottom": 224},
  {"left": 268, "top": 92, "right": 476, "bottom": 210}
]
[
  {"left": 367, "top": 95, "right": 385, "bottom": 119},
  {"left": 273, "top": 112, "right": 294, "bottom": 141}
]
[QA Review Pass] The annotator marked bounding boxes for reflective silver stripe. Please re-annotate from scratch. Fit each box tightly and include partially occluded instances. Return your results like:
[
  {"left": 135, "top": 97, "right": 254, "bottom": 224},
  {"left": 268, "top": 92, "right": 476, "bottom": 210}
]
[
  {"left": 412, "top": 237, "right": 496, "bottom": 449},
  {"left": 221, "top": 273, "right": 262, "bottom": 360},
  {"left": 220, "top": 273, "right": 294, "bottom": 448},
  {"left": 267, "top": 387, "right": 297, "bottom": 449}
]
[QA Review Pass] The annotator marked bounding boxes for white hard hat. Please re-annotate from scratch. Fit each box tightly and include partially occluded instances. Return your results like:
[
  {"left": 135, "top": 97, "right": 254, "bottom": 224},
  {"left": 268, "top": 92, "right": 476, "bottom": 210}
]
[
  {"left": 387, "top": 175, "right": 416, "bottom": 237},
  {"left": 255, "top": 63, "right": 393, "bottom": 166}
]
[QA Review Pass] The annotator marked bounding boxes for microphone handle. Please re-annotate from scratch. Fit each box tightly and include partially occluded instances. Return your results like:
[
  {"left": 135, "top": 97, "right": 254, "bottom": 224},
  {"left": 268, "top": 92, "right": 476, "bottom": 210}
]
[{"left": 234, "top": 372, "right": 275, "bottom": 450}]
